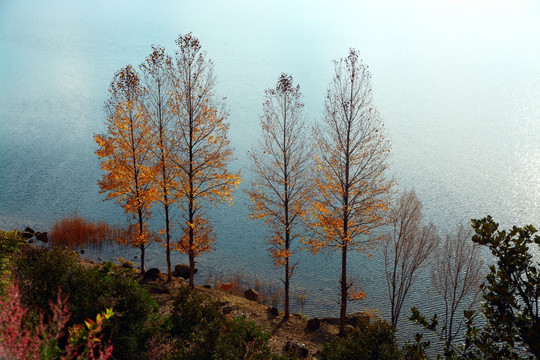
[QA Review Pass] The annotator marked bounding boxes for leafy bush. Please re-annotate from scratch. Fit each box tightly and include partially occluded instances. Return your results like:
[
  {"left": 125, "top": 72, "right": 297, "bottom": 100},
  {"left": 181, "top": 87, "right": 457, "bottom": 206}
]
[
  {"left": 14, "top": 247, "right": 158, "bottom": 359},
  {"left": 169, "top": 286, "right": 281, "bottom": 360},
  {"left": 106, "top": 273, "right": 160, "bottom": 360},
  {"left": 320, "top": 320, "right": 403, "bottom": 360},
  {"left": 169, "top": 286, "right": 222, "bottom": 340},
  {"left": 0, "top": 230, "right": 26, "bottom": 288},
  {"left": 409, "top": 217, "right": 540, "bottom": 359},
  {"left": 0, "top": 280, "right": 113, "bottom": 360},
  {"left": 16, "top": 247, "right": 107, "bottom": 325},
  {"left": 185, "top": 315, "right": 274, "bottom": 360},
  {"left": 471, "top": 216, "right": 540, "bottom": 358},
  {"left": 16, "top": 247, "right": 103, "bottom": 323}
]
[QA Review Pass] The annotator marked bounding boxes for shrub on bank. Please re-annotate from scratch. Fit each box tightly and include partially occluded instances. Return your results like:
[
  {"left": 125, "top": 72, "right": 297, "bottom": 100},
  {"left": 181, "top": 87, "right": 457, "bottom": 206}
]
[
  {"left": 14, "top": 246, "right": 159, "bottom": 359},
  {"left": 169, "top": 286, "right": 285, "bottom": 360},
  {"left": 0, "top": 230, "right": 27, "bottom": 290},
  {"left": 0, "top": 230, "right": 292, "bottom": 359},
  {"left": 320, "top": 320, "right": 404, "bottom": 360}
]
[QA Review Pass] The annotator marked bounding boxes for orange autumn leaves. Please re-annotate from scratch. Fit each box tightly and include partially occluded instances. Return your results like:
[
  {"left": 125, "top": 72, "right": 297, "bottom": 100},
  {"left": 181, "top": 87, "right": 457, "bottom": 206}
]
[
  {"left": 247, "top": 54, "right": 392, "bottom": 326},
  {"left": 95, "top": 36, "right": 392, "bottom": 325},
  {"left": 95, "top": 65, "right": 157, "bottom": 273},
  {"left": 247, "top": 51, "right": 392, "bottom": 331},
  {"left": 95, "top": 34, "right": 240, "bottom": 282},
  {"left": 307, "top": 50, "right": 392, "bottom": 336}
]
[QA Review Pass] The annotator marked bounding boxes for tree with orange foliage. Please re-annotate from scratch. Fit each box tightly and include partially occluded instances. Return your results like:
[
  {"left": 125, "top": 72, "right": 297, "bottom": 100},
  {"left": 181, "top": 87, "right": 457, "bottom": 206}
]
[
  {"left": 139, "top": 46, "right": 177, "bottom": 281},
  {"left": 95, "top": 65, "right": 157, "bottom": 274},
  {"left": 170, "top": 34, "right": 241, "bottom": 288},
  {"left": 247, "top": 74, "right": 311, "bottom": 319},
  {"left": 304, "top": 49, "right": 393, "bottom": 336}
]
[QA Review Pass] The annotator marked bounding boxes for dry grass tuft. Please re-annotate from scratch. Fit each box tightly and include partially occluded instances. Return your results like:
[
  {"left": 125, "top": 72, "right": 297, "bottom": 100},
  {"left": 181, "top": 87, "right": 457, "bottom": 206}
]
[{"left": 49, "top": 214, "right": 115, "bottom": 249}]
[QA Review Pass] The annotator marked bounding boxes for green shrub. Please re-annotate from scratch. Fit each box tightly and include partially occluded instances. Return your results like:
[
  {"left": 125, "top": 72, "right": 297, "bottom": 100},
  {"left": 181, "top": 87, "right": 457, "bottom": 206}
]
[
  {"left": 106, "top": 274, "right": 160, "bottom": 360},
  {"left": 169, "top": 286, "right": 283, "bottom": 360},
  {"left": 320, "top": 320, "right": 404, "bottom": 360},
  {"left": 16, "top": 246, "right": 106, "bottom": 324},
  {"left": 188, "top": 315, "right": 274, "bottom": 360},
  {"left": 0, "top": 230, "right": 27, "bottom": 288},
  {"left": 169, "top": 286, "right": 222, "bottom": 340},
  {"left": 15, "top": 247, "right": 159, "bottom": 359}
]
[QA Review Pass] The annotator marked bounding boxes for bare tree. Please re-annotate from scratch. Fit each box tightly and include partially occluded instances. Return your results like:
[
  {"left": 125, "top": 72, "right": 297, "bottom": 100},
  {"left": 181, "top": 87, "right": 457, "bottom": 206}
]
[
  {"left": 139, "top": 46, "right": 177, "bottom": 281},
  {"left": 247, "top": 73, "right": 312, "bottom": 320},
  {"left": 431, "top": 223, "right": 483, "bottom": 350},
  {"left": 305, "top": 49, "right": 393, "bottom": 336},
  {"left": 383, "top": 190, "right": 439, "bottom": 327}
]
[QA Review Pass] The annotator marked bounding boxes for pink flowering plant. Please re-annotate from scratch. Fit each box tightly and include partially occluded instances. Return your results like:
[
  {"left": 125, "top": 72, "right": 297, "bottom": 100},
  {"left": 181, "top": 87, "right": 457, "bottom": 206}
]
[{"left": 0, "top": 280, "right": 113, "bottom": 360}]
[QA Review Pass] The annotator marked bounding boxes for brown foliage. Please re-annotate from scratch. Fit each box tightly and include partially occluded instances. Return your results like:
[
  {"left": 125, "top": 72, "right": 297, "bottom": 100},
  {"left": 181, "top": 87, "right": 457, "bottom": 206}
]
[{"left": 49, "top": 214, "right": 114, "bottom": 249}]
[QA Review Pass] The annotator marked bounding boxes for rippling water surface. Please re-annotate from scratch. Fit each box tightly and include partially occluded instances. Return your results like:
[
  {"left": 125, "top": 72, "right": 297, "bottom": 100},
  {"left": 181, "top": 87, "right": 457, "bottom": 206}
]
[{"left": 1, "top": 0, "right": 539, "bottom": 339}]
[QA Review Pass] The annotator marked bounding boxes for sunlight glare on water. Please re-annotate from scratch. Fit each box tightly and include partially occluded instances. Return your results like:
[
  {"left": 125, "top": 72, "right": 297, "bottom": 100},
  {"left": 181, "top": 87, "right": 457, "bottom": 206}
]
[{"left": 0, "top": 0, "right": 539, "bottom": 337}]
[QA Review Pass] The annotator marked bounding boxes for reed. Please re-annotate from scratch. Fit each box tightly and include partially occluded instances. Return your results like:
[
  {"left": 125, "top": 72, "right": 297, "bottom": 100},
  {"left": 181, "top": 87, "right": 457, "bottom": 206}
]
[{"left": 49, "top": 214, "right": 115, "bottom": 249}]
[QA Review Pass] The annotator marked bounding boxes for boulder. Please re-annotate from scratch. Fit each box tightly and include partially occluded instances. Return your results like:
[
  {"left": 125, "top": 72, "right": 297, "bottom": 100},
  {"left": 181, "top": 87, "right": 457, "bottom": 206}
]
[
  {"left": 268, "top": 306, "right": 279, "bottom": 317},
  {"left": 143, "top": 268, "right": 161, "bottom": 281},
  {"left": 24, "top": 227, "right": 35, "bottom": 234},
  {"left": 347, "top": 312, "right": 370, "bottom": 327},
  {"left": 306, "top": 318, "right": 321, "bottom": 331},
  {"left": 219, "top": 282, "right": 234, "bottom": 292},
  {"left": 284, "top": 342, "right": 309, "bottom": 358},
  {"left": 203, "top": 284, "right": 212, "bottom": 289},
  {"left": 222, "top": 305, "right": 235, "bottom": 315},
  {"left": 35, "top": 232, "right": 48, "bottom": 243},
  {"left": 21, "top": 232, "right": 33, "bottom": 239},
  {"left": 172, "top": 264, "right": 197, "bottom": 280},
  {"left": 244, "top": 288, "right": 259, "bottom": 301}
]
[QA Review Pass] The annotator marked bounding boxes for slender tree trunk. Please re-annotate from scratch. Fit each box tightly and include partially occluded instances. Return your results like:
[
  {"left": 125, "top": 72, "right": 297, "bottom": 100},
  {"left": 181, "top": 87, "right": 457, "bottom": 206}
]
[
  {"left": 189, "top": 252, "right": 195, "bottom": 288},
  {"left": 284, "top": 244, "right": 290, "bottom": 320},
  {"left": 188, "top": 106, "right": 195, "bottom": 288},
  {"left": 188, "top": 204, "right": 195, "bottom": 288},
  {"left": 339, "top": 243, "right": 348, "bottom": 336},
  {"left": 129, "top": 107, "right": 146, "bottom": 275},
  {"left": 391, "top": 237, "right": 399, "bottom": 327},
  {"left": 159, "top": 121, "right": 173, "bottom": 282},
  {"left": 138, "top": 205, "right": 145, "bottom": 275},
  {"left": 340, "top": 181, "right": 349, "bottom": 337},
  {"left": 138, "top": 209, "right": 145, "bottom": 274},
  {"left": 283, "top": 100, "right": 291, "bottom": 320},
  {"left": 339, "top": 119, "right": 351, "bottom": 337},
  {"left": 165, "top": 202, "right": 171, "bottom": 281},
  {"left": 140, "top": 244, "right": 145, "bottom": 274}
]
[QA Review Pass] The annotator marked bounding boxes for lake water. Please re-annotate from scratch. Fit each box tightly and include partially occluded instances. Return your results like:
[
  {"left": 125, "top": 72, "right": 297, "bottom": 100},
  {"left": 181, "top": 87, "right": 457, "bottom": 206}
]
[{"left": 1, "top": 0, "right": 539, "bottom": 339}]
